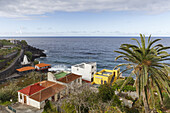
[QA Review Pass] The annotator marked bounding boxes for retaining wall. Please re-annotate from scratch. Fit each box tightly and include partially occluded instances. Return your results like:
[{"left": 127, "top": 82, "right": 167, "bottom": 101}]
[{"left": 0, "top": 49, "right": 24, "bottom": 81}]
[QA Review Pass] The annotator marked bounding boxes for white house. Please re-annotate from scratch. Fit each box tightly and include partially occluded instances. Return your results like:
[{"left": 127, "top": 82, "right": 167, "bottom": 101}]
[
  {"left": 71, "top": 62, "right": 97, "bottom": 82},
  {"left": 35, "top": 63, "right": 51, "bottom": 71},
  {"left": 18, "top": 81, "right": 66, "bottom": 109},
  {"left": 8, "top": 39, "right": 18, "bottom": 44},
  {"left": 48, "top": 72, "right": 82, "bottom": 94}
]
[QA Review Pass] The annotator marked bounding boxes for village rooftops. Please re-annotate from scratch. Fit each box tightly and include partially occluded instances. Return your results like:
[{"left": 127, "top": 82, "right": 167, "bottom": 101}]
[
  {"left": 35, "top": 63, "right": 51, "bottom": 68},
  {"left": 55, "top": 72, "right": 68, "bottom": 79},
  {"left": 18, "top": 81, "right": 66, "bottom": 99},
  {"left": 57, "top": 73, "right": 82, "bottom": 83},
  {"left": 16, "top": 66, "right": 35, "bottom": 72},
  {"left": 18, "top": 83, "right": 45, "bottom": 96},
  {"left": 29, "top": 83, "right": 66, "bottom": 102}
]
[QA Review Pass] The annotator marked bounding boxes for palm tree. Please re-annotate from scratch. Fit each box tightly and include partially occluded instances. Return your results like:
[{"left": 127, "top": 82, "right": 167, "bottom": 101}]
[{"left": 114, "top": 34, "right": 170, "bottom": 113}]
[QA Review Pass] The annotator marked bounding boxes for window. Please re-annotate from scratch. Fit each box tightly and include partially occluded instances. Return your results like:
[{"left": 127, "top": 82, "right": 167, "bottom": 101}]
[
  {"left": 92, "top": 72, "right": 94, "bottom": 75},
  {"left": 92, "top": 66, "right": 94, "bottom": 69},
  {"left": 20, "top": 94, "right": 22, "bottom": 99}
]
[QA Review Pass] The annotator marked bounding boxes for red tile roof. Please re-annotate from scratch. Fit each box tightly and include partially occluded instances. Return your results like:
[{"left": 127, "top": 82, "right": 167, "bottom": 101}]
[
  {"left": 30, "top": 83, "right": 66, "bottom": 102},
  {"left": 16, "top": 66, "right": 35, "bottom": 72},
  {"left": 82, "top": 79, "right": 91, "bottom": 83},
  {"left": 18, "top": 83, "right": 45, "bottom": 96},
  {"left": 35, "top": 63, "right": 51, "bottom": 68},
  {"left": 57, "top": 73, "right": 82, "bottom": 83}
]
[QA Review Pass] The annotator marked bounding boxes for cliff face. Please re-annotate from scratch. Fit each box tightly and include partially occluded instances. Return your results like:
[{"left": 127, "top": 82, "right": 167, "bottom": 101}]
[{"left": 23, "top": 45, "right": 46, "bottom": 61}]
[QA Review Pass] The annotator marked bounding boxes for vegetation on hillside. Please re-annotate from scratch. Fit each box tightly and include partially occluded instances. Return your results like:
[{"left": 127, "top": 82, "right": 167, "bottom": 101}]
[
  {"left": 60, "top": 85, "right": 123, "bottom": 113},
  {"left": 0, "top": 72, "right": 44, "bottom": 105},
  {"left": 24, "top": 51, "right": 32, "bottom": 60},
  {"left": 20, "top": 40, "right": 27, "bottom": 45},
  {"left": 0, "top": 47, "right": 20, "bottom": 56},
  {"left": 0, "top": 40, "right": 14, "bottom": 45}
]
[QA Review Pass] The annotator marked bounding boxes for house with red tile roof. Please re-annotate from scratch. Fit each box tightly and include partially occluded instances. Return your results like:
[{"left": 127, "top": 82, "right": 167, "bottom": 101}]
[
  {"left": 35, "top": 63, "right": 51, "bottom": 71},
  {"left": 18, "top": 81, "right": 66, "bottom": 109},
  {"left": 48, "top": 72, "right": 82, "bottom": 94}
]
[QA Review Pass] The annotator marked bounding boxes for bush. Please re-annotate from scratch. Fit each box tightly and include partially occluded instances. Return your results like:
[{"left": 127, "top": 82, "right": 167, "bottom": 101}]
[
  {"left": 21, "top": 40, "right": 27, "bottom": 45},
  {"left": 122, "top": 85, "right": 136, "bottom": 92},
  {"left": 34, "top": 60, "right": 39, "bottom": 65},
  {"left": 98, "top": 84, "right": 115, "bottom": 102},
  {"left": 0, "top": 82, "right": 20, "bottom": 103},
  {"left": 125, "top": 77, "right": 135, "bottom": 85},
  {"left": 25, "top": 51, "right": 32, "bottom": 60},
  {"left": 43, "top": 100, "right": 57, "bottom": 113}
]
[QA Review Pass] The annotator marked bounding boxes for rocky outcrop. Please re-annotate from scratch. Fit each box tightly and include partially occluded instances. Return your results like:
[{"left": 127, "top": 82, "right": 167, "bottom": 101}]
[{"left": 23, "top": 45, "right": 46, "bottom": 61}]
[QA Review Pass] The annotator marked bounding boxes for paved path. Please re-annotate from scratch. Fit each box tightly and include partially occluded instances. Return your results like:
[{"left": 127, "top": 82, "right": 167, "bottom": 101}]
[
  {"left": 12, "top": 103, "right": 43, "bottom": 113},
  {"left": 0, "top": 105, "right": 9, "bottom": 113},
  {"left": 5, "top": 73, "right": 21, "bottom": 80}
]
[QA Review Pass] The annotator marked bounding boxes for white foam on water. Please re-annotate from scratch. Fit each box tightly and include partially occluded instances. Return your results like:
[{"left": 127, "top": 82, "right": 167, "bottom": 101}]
[{"left": 49, "top": 64, "right": 71, "bottom": 71}]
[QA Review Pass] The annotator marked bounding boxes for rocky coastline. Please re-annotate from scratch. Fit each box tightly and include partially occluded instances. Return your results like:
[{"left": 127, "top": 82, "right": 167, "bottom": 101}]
[
  {"left": 0, "top": 39, "right": 47, "bottom": 82},
  {"left": 23, "top": 44, "right": 46, "bottom": 61}
]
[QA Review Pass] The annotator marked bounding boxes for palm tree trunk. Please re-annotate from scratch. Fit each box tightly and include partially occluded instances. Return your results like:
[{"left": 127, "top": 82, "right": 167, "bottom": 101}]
[{"left": 143, "top": 90, "right": 150, "bottom": 113}]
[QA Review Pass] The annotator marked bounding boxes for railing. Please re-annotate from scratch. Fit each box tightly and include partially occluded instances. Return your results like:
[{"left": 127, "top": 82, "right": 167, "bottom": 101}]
[{"left": 8, "top": 105, "right": 16, "bottom": 113}]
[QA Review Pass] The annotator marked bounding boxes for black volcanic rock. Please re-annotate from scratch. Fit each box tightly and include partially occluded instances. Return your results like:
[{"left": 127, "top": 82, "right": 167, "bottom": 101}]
[{"left": 22, "top": 43, "right": 46, "bottom": 61}]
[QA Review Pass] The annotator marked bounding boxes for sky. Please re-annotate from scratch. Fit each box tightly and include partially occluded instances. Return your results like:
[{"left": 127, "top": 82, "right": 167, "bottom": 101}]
[{"left": 1, "top": 0, "right": 170, "bottom": 36}]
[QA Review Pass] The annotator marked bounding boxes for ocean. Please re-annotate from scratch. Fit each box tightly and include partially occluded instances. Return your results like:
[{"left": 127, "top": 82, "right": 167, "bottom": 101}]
[{"left": 2, "top": 37, "right": 170, "bottom": 77}]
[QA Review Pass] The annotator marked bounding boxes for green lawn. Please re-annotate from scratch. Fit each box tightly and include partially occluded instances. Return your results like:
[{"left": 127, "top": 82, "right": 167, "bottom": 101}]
[{"left": 55, "top": 72, "right": 68, "bottom": 79}]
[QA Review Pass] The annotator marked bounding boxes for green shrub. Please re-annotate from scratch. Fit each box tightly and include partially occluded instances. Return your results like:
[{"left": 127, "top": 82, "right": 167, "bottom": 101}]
[
  {"left": 0, "top": 82, "right": 20, "bottom": 103},
  {"left": 21, "top": 40, "right": 27, "bottom": 45},
  {"left": 98, "top": 84, "right": 115, "bottom": 102},
  {"left": 43, "top": 100, "right": 57, "bottom": 113},
  {"left": 34, "top": 60, "right": 39, "bottom": 65},
  {"left": 25, "top": 51, "right": 32, "bottom": 60}
]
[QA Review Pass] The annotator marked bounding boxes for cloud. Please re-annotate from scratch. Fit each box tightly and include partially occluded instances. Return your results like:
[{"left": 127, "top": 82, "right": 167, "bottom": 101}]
[{"left": 0, "top": 0, "right": 170, "bottom": 18}]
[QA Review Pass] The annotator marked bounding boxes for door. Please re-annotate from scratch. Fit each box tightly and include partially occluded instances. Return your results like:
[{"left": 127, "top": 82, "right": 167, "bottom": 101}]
[
  {"left": 52, "top": 96, "right": 55, "bottom": 101},
  {"left": 101, "top": 80, "right": 103, "bottom": 84},
  {"left": 24, "top": 96, "right": 27, "bottom": 104}
]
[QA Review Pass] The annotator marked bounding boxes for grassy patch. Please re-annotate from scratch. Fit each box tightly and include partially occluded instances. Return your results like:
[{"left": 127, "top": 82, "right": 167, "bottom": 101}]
[{"left": 0, "top": 101, "right": 12, "bottom": 106}]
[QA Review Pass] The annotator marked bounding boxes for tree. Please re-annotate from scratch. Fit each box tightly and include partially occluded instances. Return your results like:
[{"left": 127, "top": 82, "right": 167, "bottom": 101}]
[
  {"left": 114, "top": 34, "right": 170, "bottom": 113},
  {"left": 25, "top": 51, "right": 32, "bottom": 60},
  {"left": 43, "top": 100, "right": 57, "bottom": 113},
  {"left": 34, "top": 60, "right": 39, "bottom": 65},
  {"left": 21, "top": 40, "right": 27, "bottom": 45},
  {"left": 98, "top": 84, "right": 115, "bottom": 102}
]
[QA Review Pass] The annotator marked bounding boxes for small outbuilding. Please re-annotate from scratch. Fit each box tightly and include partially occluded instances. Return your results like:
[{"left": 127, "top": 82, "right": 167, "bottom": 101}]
[{"left": 35, "top": 63, "right": 51, "bottom": 71}]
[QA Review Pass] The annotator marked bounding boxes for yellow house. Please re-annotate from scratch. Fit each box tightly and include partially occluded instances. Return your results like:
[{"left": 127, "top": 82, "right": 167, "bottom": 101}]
[{"left": 92, "top": 68, "right": 120, "bottom": 85}]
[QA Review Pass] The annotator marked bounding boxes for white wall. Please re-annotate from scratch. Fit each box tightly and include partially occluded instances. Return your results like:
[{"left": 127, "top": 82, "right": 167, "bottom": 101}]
[
  {"left": 29, "top": 98, "right": 41, "bottom": 109},
  {"left": 35, "top": 66, "right": 40, "bottom": 70},
  {"left": 47, "top": 72, "right": 56, "bottom": 82},
  {"left": 71, "top": 62, "right": 96, "bottom": 81},
  {"left": 18, "top": 92, "right": 41, "bottom": 109}
]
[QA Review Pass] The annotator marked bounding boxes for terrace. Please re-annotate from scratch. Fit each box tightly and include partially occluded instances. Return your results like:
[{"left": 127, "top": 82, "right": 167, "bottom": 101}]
[
  {"left": 95, "top": 69, "right": 113, "bottom": 77},
  {"left": 54, "top": 72, "right": 68, "bottom": 79}
]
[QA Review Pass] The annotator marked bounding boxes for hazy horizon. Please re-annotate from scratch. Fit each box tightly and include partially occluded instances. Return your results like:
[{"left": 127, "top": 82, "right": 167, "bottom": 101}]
[{"left": 1, "top": 0, "right": 170, "bottom": 36}]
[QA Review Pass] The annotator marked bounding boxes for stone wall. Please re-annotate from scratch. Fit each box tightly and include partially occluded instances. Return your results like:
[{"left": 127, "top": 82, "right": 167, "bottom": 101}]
[
  {"left": 0, "top": 51, "right": 18, "bottom": 69},
  {"left": 0, "top": 49, "right": 24, "bottom": 81}
]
